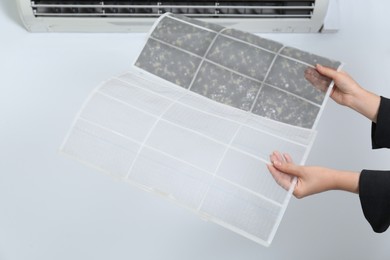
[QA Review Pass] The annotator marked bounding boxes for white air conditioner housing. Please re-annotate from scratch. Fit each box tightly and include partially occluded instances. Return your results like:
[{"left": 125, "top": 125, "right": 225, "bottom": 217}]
[{"left": 17, "top": 0, "right": 336, "bottom": 33}]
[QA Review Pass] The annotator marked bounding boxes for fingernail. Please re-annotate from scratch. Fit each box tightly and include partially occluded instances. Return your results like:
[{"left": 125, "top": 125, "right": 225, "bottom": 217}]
[{"left": 273, "top": 160, "right": 281, "bottom": 166}]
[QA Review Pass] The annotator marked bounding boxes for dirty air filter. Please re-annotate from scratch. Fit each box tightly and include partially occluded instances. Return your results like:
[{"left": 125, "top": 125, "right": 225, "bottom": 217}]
[{"left": 61, "top": 13, "right": 342, "bottom": 246}]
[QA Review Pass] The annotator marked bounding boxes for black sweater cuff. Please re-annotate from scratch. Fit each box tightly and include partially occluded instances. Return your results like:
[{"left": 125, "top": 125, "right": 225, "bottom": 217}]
[
  {"left": 371, "top": 96, "right": 390, "bottom": 149},
  {"left": 359, "top": 169, "right": 390, "bottom": 233}
]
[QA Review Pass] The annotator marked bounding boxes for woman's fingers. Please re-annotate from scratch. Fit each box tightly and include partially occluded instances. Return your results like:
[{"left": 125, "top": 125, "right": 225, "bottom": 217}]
[
  {"left": 271, "top": 151, "right": 284, "bottom": 163},
  {"left": 268, "top": 151, "right": 299, "bottom": 190},
  {"left": 270, "top": 151, "right": 303, "bottom": 178},
  {"left": 304, "top": 66, "right": 332, "bottom": 92},
  {"left": 283, "top": 153, "right": 293, "bottom": 163},
  {"left": 267, "top": 163, "right": 292, "bottom": 191},
  {"left": 315, "top": 64, "right": 339, "bottom": 79}
]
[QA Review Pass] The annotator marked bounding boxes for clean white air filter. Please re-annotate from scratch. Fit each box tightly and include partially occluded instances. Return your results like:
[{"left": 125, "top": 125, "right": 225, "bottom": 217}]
[{"left": 61, "top": 13, "right": 342, "bottom": 246}]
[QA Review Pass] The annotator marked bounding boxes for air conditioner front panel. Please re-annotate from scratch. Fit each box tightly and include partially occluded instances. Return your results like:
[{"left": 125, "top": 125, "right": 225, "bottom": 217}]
[{"left": 18, "top": 1, "right": 329, "bottom": 32}]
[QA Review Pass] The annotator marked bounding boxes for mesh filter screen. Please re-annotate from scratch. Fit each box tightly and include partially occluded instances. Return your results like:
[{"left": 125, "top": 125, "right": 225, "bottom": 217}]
[
  {"left": 61, "top": 13, "right": 342, "bottom": 246},
  {"left": 135, "top": 13, "right": 341, "bottom": 129}
]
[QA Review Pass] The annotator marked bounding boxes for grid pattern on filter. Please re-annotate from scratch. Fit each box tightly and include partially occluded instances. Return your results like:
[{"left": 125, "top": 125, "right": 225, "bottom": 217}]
[
  {"left": 61, "top": 71, "right": 316, "bottom": 246},
  {"left": 193, "top": 41, "right": 285, "bottom": 211},
  {"left": 112, "top": 73, "right": 311, "bottom": 161},
  {"left": 135, "top": 13, "right": 341, "bottom": 128},
  {"left": 113, "top": 72, "right": 314, "bottom": 172},
  {"left": 61, "top": 14, "right": 341, "bottom": 246},
  {"left": 101, "top": 74, "right": 304, "bottom": 202}
]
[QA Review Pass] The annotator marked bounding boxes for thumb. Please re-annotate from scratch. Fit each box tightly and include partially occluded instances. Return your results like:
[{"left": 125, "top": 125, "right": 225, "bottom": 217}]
[
  {"left": 316, "top": 64, "right": 340, "bottom": 79},
  {"left": 272, "top": 161, "right": 303, "bottom": 178}
]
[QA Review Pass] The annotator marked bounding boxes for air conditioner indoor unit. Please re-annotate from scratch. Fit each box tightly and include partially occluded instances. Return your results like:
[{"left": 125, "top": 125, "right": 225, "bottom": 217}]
[{"left": 17, "top": 0, "right": 337, "bottom": 33}]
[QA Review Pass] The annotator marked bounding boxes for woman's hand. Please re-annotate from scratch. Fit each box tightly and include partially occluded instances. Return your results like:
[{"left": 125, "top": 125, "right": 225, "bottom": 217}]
[
  {"left": 305, "top": 64, "right": 380, "bottom": 122},
  {"left": 305, "top": 64, "right": 362, "bottom": 106},
  {"left": 267, "top": 151, "right": 360, "bottom": 198}
]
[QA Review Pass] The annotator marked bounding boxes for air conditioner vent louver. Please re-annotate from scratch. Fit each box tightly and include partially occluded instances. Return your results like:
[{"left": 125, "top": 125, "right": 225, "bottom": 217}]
[
  {"left": 31, "top": 1, "right": 315, "bottom": 19},
  {"left": 18, "top": 0, "right": 330, "bottom": 32}
]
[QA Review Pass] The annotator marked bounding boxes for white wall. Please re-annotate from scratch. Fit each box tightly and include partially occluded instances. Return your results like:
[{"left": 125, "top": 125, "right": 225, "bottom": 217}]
[{"left": 1, "top": 1, "right": 390, "bottom": 259}]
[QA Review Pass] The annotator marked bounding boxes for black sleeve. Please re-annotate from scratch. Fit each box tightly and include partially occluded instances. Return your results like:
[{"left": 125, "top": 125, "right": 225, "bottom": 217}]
[
  {"left": 359, "top": 170, "right": 390, "bottom": 233},
  {"left": 371, "top": 96, "right": 390, "bottom": 149},
  {"left": 359, "top": 96, "right": 390, "bottom": 233}
]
